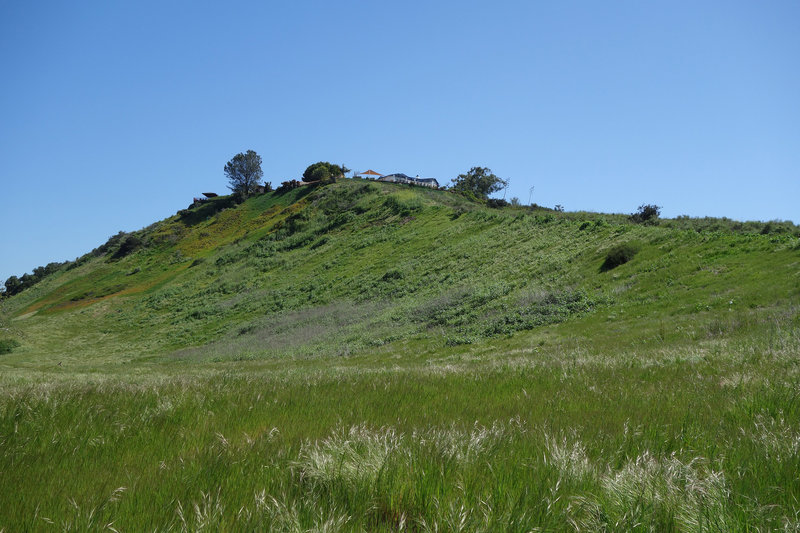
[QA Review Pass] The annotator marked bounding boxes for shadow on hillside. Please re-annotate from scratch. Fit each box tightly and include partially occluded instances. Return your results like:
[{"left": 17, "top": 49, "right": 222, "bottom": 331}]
[
  {"left": 178, "top": 196, "right": 238, "bottom": 226},
  {"left": 274, "top": 183, "right": 316, "bottom": 201}
]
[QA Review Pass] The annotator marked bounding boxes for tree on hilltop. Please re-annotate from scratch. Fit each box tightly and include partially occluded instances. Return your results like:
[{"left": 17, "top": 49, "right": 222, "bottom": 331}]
[
  {"left": 451, "top": 167, "right": 508, "bottom": 200},
  {"left": 224, "top": 150, "right": 264, "bottom": 198},
  {"left": 630, "top": 204, "right": 661, "bottom": 224},
  {"left": 302, "top": 162, "right": 347, "bottom": 184}
]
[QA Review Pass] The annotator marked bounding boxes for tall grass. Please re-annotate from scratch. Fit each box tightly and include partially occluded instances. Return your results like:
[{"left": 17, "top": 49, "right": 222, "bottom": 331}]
[{"left": 1, "top": 316, "right": 799, "bottom": 530}]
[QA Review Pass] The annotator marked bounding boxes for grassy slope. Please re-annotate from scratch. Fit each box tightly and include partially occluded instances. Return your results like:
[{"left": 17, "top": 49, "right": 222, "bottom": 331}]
[{"left": 0, "top": 180, "right": 799, "bottom": 531}]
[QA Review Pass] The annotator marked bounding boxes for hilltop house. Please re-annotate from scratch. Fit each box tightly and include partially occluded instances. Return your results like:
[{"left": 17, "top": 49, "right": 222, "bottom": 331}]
[{"left": 378, "top": 173, "right": 439, "bottom": 189}]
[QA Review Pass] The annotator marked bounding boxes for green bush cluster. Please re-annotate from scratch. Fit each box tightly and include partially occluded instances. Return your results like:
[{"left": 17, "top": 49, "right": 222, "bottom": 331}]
[
  {"left": 0, "top": 338, "right": 20, "bottom": 354},
  {"left": 601, "top": 242, "right": 640, "bottom": 271}
]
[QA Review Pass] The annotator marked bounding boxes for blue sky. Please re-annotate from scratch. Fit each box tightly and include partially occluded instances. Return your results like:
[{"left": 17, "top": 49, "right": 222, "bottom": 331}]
[{"left": 1, "top": 1, "right": 798, "bottom": 282}]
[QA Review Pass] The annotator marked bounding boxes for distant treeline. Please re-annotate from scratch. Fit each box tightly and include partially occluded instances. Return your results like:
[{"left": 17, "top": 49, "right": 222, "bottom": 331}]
[
  {"left": 2, "top": 261, "right": 70, "bottom": 297},
  {"left": 1, "top": 229, "right": 147, "bottom": 298}
]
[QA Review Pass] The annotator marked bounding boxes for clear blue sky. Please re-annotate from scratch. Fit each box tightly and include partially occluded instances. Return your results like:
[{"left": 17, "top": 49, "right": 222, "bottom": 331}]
[{"left": 1, "top": 1, "right": 798, "bottom": 281}]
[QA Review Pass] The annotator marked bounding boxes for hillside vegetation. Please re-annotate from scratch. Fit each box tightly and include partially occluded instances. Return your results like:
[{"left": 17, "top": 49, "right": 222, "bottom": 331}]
[{"left": 1, "top": 179, "right": 799, "bottom": 531}]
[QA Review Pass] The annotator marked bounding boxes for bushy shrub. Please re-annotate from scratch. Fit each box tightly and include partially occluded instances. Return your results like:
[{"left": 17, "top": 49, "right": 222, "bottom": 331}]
[
  {"left": 487, "top": 198, "right": 509, "bottom": 208},
  {"left": 630, "top": 204, "right": 661, "bottom": 224},
  {"left": 0, "top": 339, "right": 20, "bottom": 354},
  {"left": 302, "top": 162, "right": 346, "bottom": 183},
  {"left": 277, "top": 180, "right": 303, "bottom": 193},
  {"left": 601, "top": 242, "right": 640, "bottom": 271},
  {"left": 759, "top": 221, "right": 794, "bottom": 235}
]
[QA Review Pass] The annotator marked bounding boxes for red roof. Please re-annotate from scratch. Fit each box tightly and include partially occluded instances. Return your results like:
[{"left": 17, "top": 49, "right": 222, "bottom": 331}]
[{"left": 361, "top": 169, "right": 382, "bottom": 176}]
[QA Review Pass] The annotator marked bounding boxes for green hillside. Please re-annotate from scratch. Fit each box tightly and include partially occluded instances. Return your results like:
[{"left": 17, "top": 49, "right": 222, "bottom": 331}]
[{"left": 1, "top": 180, "right": 799, "bottom": 531}]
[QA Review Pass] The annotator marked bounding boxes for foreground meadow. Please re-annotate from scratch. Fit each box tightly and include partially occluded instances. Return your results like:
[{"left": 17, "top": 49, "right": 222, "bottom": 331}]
[{"left": 1, "top": 307, "right": 799, "bottom": 531}]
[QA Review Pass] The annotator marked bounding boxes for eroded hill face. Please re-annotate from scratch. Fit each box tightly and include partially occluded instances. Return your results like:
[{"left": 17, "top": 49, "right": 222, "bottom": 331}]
[{"left": 1, "top": 179, "right": 798, "bottom": 367}]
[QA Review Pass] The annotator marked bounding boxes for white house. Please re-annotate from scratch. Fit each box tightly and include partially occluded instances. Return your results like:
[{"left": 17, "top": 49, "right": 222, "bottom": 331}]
[{"left": 378, "top": 173, "right": 439, "bottom": 189}]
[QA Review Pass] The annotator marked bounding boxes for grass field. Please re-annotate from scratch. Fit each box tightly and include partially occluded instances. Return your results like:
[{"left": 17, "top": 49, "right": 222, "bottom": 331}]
[{"left": 1, "top": 180, "right": 798, "bottom": 531}]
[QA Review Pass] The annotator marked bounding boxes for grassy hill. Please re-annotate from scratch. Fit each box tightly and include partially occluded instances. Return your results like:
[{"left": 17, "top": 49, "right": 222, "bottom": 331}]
[{"left": 1, "top": 179, "right": 799, "bottom": 531}]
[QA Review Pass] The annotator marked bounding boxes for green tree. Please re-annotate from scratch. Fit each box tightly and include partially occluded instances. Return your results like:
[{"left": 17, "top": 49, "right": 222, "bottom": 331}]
[
  {"left": 451, "top": 167, "right": 508, "bottom": 199},
  {"left": 224, "top": 150, "right": 264, "bottom": 198},
  {"left": 630, "top": 204, "right": 661, "bottom": 224},
  {"left": 20, "top": 273, "right": 34, "bottom": 289},
  {"left": 309, "top": 166, "right": 331, "bottom": 182},
  {"left": 302, "top": 162, "right": 346, "bottom": 183},
  {"left": 4, "top": 276, "right": 22, "bottom": 296}
]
